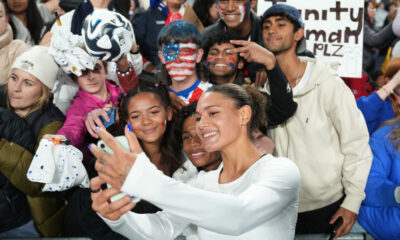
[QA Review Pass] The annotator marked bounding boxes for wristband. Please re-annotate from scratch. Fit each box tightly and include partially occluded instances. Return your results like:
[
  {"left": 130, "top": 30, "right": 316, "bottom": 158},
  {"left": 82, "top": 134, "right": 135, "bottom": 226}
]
[{"left": 117, "top": 63, "right": 133, "bottom": 77}]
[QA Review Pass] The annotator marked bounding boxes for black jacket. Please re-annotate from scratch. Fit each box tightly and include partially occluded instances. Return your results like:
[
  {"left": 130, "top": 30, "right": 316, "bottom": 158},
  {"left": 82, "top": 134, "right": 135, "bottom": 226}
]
[
  {"left": 132, "top": 7, "right": 166, "bottom": 67},
  {"left": 0, "top": 107, "right": 35, "bottom": 233},
  {"left": 0, "top": 84, "right": 66, "bottom": 236}
]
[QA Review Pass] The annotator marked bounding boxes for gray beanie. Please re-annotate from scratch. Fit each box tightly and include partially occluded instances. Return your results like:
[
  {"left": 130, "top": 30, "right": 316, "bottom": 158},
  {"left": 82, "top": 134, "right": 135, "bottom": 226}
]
[{"left": 11, "top": 46, "right": 59, "bottom": 89}]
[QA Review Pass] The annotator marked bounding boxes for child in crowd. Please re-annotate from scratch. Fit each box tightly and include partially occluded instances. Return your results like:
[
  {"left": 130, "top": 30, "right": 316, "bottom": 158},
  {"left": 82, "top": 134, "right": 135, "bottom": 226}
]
[
  {"left": 157, "top": 20, "right": 212, "bottom": 111},
  {"left": 63, "top": 81, "right": 196, "bottom": 239},
  {"left": 44, "top": 57, "right": 137, "bottom": 165},
  {"left": 90, "top": 83, "right": 300, "bottom": 239}
]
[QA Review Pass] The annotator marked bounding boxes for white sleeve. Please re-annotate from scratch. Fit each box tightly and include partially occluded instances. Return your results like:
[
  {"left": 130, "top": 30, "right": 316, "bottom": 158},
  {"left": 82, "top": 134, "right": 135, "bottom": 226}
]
[
  {"left": 102, "top": 210, "right": 190, "bottom": 240},
  {"left": 118, "top": 153, "right": 299, "bottom": 236}
]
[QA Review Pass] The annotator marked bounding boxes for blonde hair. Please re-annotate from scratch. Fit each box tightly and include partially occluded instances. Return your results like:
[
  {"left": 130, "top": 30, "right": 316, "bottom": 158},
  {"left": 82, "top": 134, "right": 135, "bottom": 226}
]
[{"left": 4, "top": 74, "right": 52, "bottom": 117}]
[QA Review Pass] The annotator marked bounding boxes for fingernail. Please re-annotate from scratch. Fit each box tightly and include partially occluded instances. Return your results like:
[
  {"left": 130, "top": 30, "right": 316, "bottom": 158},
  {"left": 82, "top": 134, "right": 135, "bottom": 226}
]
[
  {"left": 88, "top": 143, "right": 92, "bottom": 149},
  {"left": 95, "top": 126, "right": 100, "bottom": 132},
  {"left": 127, "top": 123, "right": 133, "bottom": 132},
  {"left": 129, "top": 195, "right": 135, "bottom": 199}
]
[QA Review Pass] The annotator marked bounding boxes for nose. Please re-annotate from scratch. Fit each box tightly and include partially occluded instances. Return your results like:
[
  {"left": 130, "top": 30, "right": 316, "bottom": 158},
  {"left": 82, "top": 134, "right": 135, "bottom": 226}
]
[
  {"left": 190, "top": 134, "right": 202, "bottom": 148},
  {"left": 12, "top": 80, "right": 22, "bottom": 92},
  {"left": 142, "top": 114, "right": 152, "bottom": 125},
  {"left": 87, "top": 71, "right": 95, "bottom": 80},
  {"left": 226, "top": 0, "right": 235, "bottom": 11}
]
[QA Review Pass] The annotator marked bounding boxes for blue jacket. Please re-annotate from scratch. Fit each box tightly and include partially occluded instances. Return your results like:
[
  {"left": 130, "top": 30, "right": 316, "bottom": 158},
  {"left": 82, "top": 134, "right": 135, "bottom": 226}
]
[
  {"left": 357, "top": 92, "right": 395, "bottom": 135},
  {"left": 357, "top": 125, "right": 400, "bottom": 240}
]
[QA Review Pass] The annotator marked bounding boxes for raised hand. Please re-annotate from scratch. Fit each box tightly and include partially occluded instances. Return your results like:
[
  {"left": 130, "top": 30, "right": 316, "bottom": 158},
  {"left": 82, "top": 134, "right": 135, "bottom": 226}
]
[
  {"left": 90, "top": 124, "right": 143, "bottom": 190},
  {"left": 229, "top": 40, "right": 276, "bottom": 70},
  {"left": 85, "top": 108, "right": 109, "bottom": 138}
]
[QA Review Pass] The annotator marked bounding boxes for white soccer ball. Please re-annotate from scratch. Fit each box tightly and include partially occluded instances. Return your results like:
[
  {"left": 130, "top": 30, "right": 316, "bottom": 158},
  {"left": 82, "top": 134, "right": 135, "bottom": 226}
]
[{"left": 82, "top": 9, "right": 134, "bottom": 62}]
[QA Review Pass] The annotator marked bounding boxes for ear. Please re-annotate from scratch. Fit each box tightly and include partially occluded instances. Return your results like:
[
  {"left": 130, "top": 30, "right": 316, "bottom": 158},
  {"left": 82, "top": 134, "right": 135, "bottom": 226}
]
[
  {"left": 294, "top": 28, "right": 304, "bottom": 42},
  {"left": 196, "top": 49, "right": 204, "bottom": 63},
  {"left": 166, "top": 106, "right": 173, "bottom": 121},
  {"left": 239, "top": 105, "right": 252, "bottom": 126},
  {"left": 158, "top": 50, "right": 166, "bottom": 64},
  {"left": 237, "top": 59, "right": 244, "bottom": 70}
]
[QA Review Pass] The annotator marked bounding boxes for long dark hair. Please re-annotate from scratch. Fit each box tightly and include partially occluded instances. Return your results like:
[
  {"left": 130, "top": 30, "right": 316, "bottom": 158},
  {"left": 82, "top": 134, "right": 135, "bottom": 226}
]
[
  {"left": 192, "top": 0, "right": 216, "bottom": 27},
  {"left": 117, "top": 81, "right": 183, "bottom": 176},
  {"left": 5, "top": 0, "right": 44, "bottom": 44}
]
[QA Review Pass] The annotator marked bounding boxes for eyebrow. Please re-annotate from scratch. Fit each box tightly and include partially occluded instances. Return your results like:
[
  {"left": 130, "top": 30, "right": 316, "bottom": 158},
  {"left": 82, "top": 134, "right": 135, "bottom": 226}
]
[
  {"left": 129, "top": 105, "right": 161, "bottom": 115},
  {"left": 195, "top": 104, "right": 221, "bottom": 115}
]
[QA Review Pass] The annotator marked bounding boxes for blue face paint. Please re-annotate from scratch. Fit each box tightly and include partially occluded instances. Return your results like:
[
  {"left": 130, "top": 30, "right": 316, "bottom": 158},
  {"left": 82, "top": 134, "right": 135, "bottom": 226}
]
[
  {"left": 244, "top": 1, "right": 251, "bottom": 20},
  {"left": 163, "top": 44, "right": 180, "bottom": 62},
  {"left": 229, "top": 62, "right": 235, "bottom": 69}
]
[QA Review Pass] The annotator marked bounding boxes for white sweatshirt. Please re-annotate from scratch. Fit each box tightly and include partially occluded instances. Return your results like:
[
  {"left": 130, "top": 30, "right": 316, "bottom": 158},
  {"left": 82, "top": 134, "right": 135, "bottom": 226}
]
[{"left": 103, "top": 153, "right": 300, "bottom": 240}]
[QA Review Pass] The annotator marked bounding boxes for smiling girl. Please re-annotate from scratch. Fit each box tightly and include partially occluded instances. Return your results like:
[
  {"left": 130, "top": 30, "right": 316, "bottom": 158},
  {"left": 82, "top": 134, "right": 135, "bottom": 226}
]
[
  {"left": 62, "top": 81, "right": 195, "bottom": 239},
  {"left": 90, "top": 83, "right": 300, "bottom": 240}
]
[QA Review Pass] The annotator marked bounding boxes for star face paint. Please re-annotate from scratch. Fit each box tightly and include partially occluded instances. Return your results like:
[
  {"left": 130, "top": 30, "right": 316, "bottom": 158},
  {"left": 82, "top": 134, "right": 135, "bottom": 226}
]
[
  {"left": 216, "top": 1, "right": 250, "bottom": 24},
  {"left": 163, "top": 42, "right": 198, "bottom": 82}
]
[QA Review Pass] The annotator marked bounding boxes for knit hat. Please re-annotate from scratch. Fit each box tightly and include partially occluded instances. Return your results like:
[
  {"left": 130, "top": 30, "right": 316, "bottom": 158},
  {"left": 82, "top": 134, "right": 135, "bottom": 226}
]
[
  {"left": 11, "top": 46, "right": 59, "bottom": 89},
  {"left": 261, "top": 4, "right": 306, "bottom": 54}
]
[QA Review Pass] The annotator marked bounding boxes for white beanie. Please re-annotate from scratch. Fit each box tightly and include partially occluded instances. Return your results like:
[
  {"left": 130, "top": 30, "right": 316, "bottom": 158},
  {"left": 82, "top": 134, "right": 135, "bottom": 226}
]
[{"left": 11, "top": 46, "right": 59, "bottom": 89}]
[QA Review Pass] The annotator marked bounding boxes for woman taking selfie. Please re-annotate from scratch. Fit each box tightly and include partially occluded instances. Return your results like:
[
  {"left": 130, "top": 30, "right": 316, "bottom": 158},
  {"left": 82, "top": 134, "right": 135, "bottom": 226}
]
[{"left": 90, "top": 83, "right": 300, "bottom": 239}]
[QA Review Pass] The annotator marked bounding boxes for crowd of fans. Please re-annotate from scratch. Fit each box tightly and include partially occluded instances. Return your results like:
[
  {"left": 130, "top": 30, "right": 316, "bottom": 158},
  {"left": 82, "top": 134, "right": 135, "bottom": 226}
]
[{"left": 0, "top": 0, "right": 399, "bottom": 239}]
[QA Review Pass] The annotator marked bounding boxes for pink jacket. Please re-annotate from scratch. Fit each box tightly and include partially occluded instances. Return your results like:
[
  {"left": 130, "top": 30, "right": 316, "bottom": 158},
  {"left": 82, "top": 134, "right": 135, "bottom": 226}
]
[{"left": 57, "top": 81, "right": 124, "bottom": 158}]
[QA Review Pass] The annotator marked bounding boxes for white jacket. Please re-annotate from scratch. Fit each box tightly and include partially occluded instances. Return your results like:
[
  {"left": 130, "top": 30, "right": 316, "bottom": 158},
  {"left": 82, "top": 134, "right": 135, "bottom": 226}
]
[{"left": 269, "top": 57, "right": 372, "bottom": 214}]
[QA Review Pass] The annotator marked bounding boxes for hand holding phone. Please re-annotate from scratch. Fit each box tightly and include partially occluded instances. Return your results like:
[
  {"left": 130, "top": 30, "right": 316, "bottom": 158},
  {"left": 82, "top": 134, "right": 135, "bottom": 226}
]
[
  {"left": 329, "top": 216, "right": 343, "bottom": 240},
  {"left": 99, "top": 108, "right": 116, "bottom": 128},
  {"left": 97, "top": 136, "right": 141, "bottom": 203}
]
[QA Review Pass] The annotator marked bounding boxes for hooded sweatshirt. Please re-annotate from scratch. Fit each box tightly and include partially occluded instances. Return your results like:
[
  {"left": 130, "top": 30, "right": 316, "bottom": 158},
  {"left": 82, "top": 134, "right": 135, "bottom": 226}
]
[{"left": 270, "top": 57, "right": 372, "bottom": 214}]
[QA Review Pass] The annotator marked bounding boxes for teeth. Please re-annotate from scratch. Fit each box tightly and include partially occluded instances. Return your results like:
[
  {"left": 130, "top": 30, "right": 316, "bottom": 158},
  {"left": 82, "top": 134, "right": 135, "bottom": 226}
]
[
  {"left": 192, "top": 152, "right": 205, "bottom": 157},
  {"left": 203, "top": 132, "right": 217, "bottom": 138},
  {"left": 215, "top": 64, "right": 227, "bottom": 67}
]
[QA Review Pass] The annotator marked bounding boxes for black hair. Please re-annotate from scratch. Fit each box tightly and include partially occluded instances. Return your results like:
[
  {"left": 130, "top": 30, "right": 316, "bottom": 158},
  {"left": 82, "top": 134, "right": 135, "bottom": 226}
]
[
  {"left": 260, "top": 12, "right": 301, "bottom": 33},
  {"left": 175, "top": 101, "right": 198, "bottom": 136},
  {"left": 205, "top": 83, "right": 267, "bottom": 132},
  {"left": 192, "top": 0, "right": 216, "bottom": 27},
  {"left": 117, "top": 80, "right": 183, "bottom": 176},
  {"left": 5, "top": 0, "right": 44, "bottom": 44},
  {"left": 201, "top": 31, "right": 245, "bottom": 62},
  {"left": 364, "top": 1, "right": 373, "bottom": 28},
  {"left": 113, "top": 0, "right": 130, "bottom": 19}
]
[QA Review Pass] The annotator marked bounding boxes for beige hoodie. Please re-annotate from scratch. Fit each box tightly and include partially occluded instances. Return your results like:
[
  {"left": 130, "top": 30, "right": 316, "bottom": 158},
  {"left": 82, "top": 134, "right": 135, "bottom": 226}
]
[
  {"left": 269, "top": 57, "right": 372, "bottom": 214},
  {"left": 0, "top": 24, "right": 30, "bottom": 83}
]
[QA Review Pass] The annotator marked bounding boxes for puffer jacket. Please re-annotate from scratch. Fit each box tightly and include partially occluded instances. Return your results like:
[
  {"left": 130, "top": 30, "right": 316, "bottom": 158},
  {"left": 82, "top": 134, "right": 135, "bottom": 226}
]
[
  {"left": 0, "top": 84, "right": 66, "bottom": 237},
  {"left": 0, "top": 107, "right": 34, "bottom": 233}
]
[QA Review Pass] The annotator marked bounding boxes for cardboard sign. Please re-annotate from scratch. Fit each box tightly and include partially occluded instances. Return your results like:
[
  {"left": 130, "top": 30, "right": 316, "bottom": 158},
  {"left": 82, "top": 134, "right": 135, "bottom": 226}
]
[{"left": 257, "top": 0, "right": 364, "bottom": 78}]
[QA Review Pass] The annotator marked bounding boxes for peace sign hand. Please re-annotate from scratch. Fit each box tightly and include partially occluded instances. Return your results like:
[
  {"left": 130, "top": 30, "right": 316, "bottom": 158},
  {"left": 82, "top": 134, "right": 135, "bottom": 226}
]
[{"left": 229, "top": 40, "right": 276, "bottom": 70}]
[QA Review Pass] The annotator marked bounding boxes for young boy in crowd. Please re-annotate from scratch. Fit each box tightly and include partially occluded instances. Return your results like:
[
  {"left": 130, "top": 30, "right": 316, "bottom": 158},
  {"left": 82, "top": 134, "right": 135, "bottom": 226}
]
[{"left": 156, "top": 20, "right": 212, "bottom": 109}]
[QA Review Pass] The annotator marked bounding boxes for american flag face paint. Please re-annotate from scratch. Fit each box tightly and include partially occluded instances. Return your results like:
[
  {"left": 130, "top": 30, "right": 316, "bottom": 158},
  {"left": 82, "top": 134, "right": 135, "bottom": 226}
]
[
  {"left": 217, "top": 1, "right": 250, "bottom": 24},
  {"left": 163, "top": 43, "right": 198, "bottom": 82}
]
